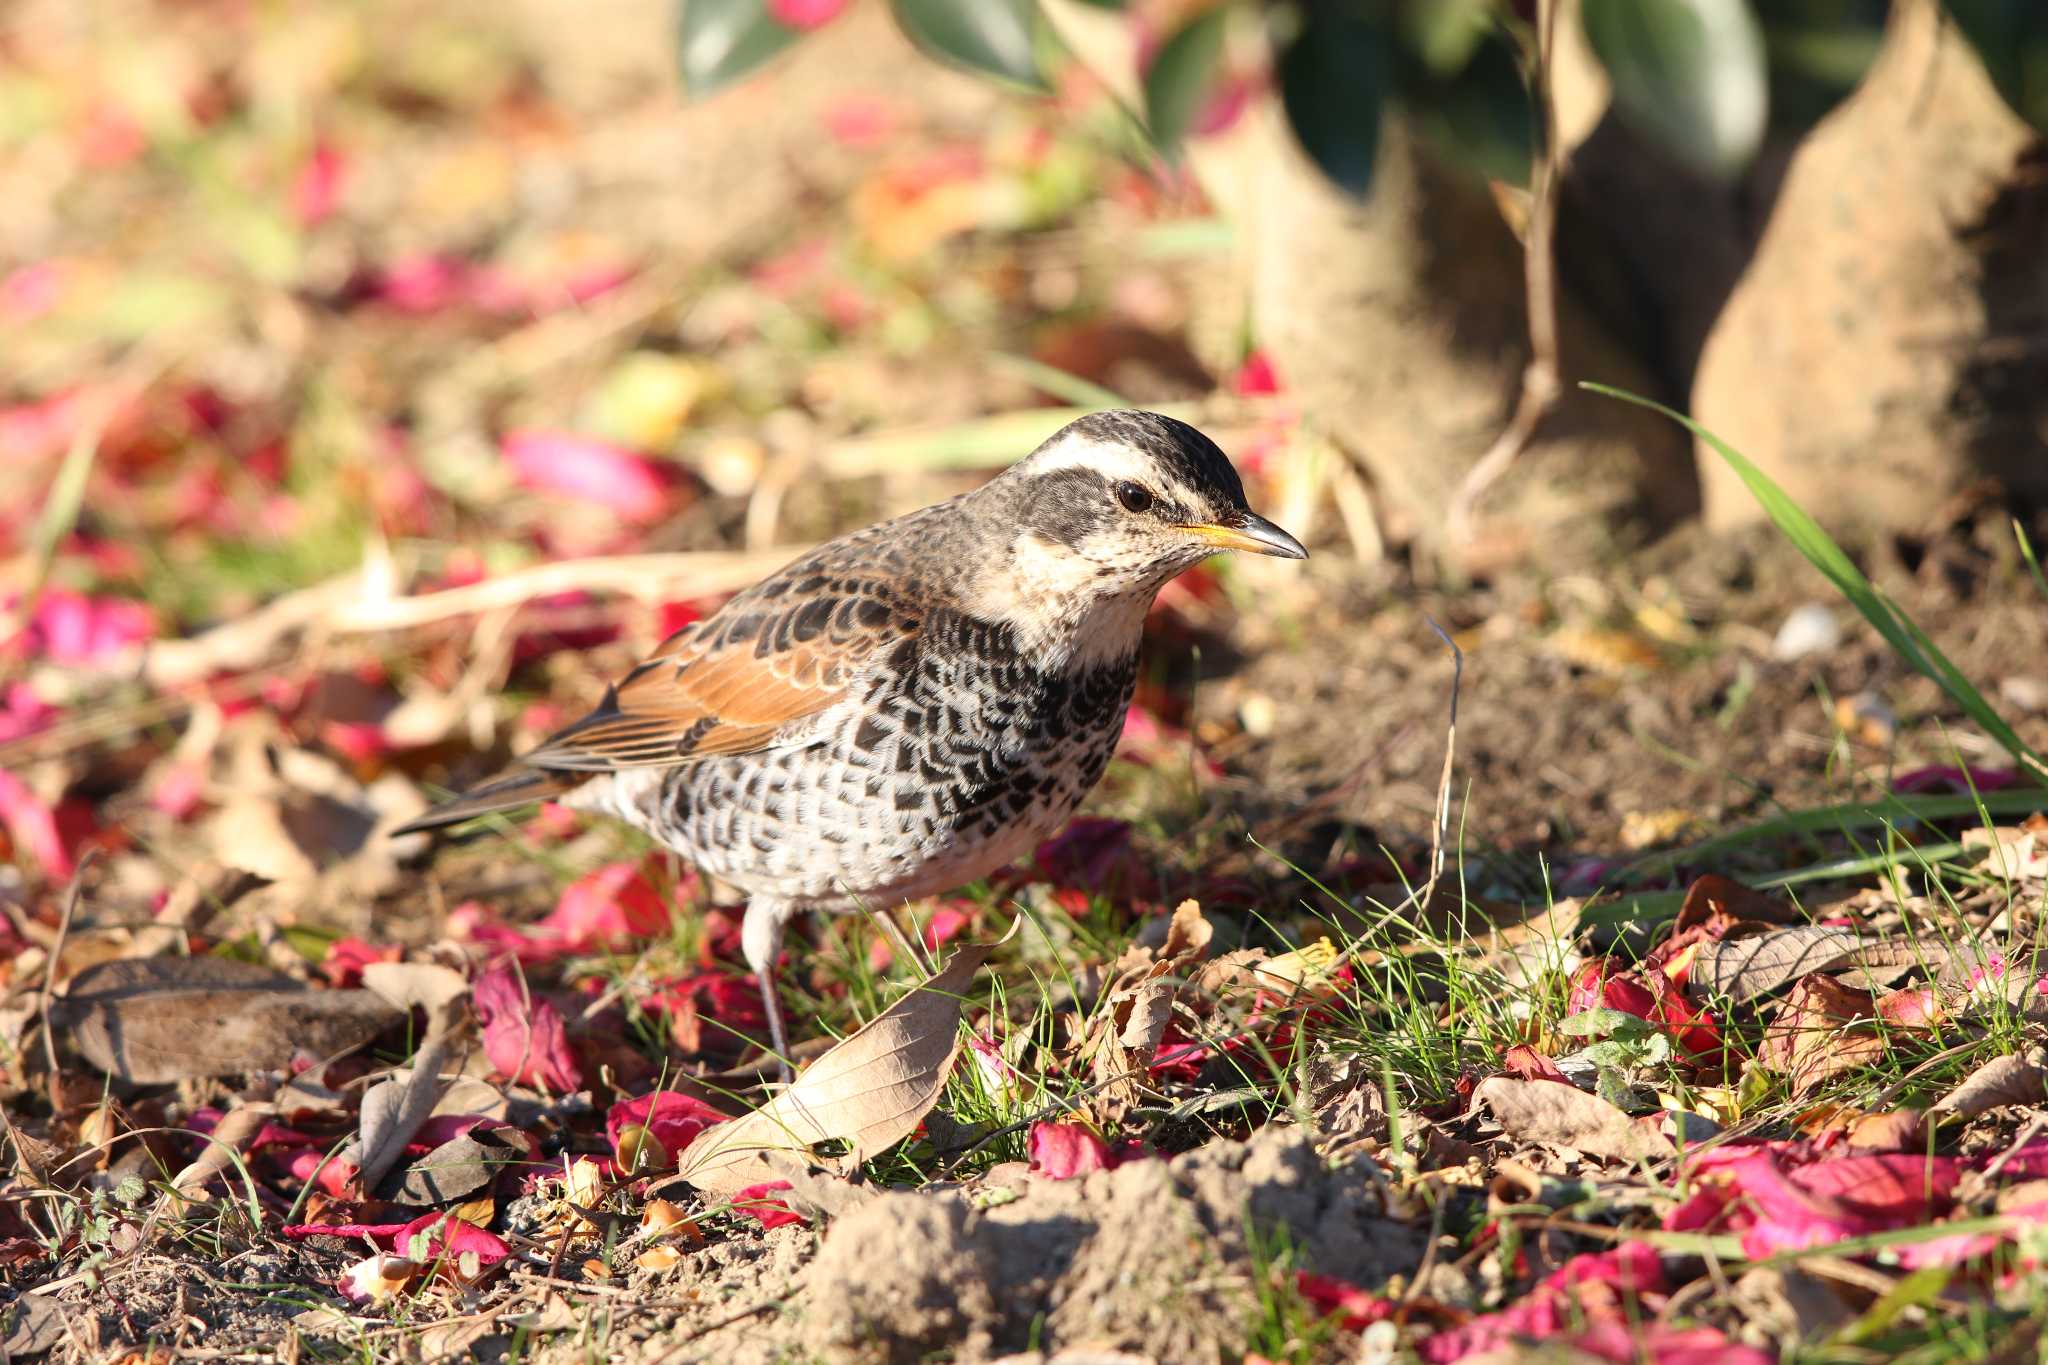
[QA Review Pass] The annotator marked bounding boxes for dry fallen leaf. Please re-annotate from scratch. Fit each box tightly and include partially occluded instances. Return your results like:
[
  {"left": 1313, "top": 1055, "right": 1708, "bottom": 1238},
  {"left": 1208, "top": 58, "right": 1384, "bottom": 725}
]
[
  {"left": 1689, "top": 925, "right": 1863, "bottom": 1001},
  {"left": 346, "top": 993, "right": 470, "bottom": 1194},
  {"left": 1081, "top": 900, "right": 1214, "bottom": 1114},
  {"left": 1933, "top": 1052, "right": 2048, "bottom": 1119},
  {"left": 54, "top": 957, "right": 401, "bottom": 1083},
  {"left": 666, "top": 943, "right": 993, "bottom": 1196},
  {"left": 1471, "top": 1076, "right": 1674, "bottom": 1163},
  {"left": 1761, "top": 974, "right": 1886, "bottom": 1097}
]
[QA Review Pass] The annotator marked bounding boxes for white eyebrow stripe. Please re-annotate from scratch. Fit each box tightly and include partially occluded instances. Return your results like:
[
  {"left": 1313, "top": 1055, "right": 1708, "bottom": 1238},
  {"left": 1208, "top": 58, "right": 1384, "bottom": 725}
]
[{"left": 1017, "top": 432, "right": 1160, "bottom": 487}]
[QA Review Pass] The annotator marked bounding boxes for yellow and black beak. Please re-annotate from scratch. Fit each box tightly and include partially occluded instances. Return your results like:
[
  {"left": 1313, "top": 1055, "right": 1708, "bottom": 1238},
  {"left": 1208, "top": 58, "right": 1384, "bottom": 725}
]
[{"left": 1183, "top": 510, "right": 1308, "bottom": 560}]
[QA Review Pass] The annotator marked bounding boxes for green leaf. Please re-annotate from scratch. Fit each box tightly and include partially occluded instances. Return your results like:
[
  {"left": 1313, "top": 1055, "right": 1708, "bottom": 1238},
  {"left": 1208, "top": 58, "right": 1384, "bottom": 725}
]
[
  {"left": 1944, "top": 0, "right": 2048, "bottom": 133},
  {"left": 1397, "top": 28, "right": 1536, "bottom": 186},
  {"left": 1580, "top": 0, "right": 1768, "bottom": 179},
  {"left": 678, "top": 0, "right": 800, "bottom": 97},
  {"left": 1143, "top": 7, "right": 1229, "bottom": 156},
  {"left": 1275, "top": 7, "right": 1391, "bottom": 196},
  {"left": 1583, "top": 382, "right": 2048, "bottom": 786},
  {"left": 1557, "top": 1008, "right": 1641, "bottom": 1038},
  {"left": 890, "top": 0, "right": 1045, "bottom": 90}
]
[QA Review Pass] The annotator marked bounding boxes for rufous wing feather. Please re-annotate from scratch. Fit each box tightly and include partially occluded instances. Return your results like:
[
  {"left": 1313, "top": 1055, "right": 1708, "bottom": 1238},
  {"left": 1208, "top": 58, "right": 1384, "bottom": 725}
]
[{"left": 518, "top": 582, "right": 915, "bottom": 772}]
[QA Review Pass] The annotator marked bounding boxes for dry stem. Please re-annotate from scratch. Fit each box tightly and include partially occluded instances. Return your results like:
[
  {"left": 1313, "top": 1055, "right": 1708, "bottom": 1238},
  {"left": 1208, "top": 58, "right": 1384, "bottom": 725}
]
[{"left": 1445, "top": 0, "right": 1567, "bottom": 553}]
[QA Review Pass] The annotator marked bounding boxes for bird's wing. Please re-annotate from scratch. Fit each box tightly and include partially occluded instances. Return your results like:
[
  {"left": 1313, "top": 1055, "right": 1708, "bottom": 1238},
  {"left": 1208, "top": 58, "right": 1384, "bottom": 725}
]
[{"left": 518, "top": 576, "right": 920, "bottom": 772}]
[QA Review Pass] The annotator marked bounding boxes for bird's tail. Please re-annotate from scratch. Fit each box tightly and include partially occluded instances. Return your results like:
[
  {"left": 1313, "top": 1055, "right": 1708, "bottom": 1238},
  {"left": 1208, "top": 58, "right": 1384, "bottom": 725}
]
[{"left": 390, "top": 768, "right": 584, "bottom": 836}]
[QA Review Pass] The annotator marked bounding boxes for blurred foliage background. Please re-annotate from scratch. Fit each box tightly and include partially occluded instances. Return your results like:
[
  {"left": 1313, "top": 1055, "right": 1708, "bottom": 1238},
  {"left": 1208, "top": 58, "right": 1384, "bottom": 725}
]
[{"left": 7, "top": 0, "right": 2048, "bottom": 890}]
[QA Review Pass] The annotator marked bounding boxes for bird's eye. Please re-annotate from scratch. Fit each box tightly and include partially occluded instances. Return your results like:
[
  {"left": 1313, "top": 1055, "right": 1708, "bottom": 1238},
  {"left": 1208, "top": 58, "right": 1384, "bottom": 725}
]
[{"left": 1114, "top": 481, "right": 1155, "bottom": 514}]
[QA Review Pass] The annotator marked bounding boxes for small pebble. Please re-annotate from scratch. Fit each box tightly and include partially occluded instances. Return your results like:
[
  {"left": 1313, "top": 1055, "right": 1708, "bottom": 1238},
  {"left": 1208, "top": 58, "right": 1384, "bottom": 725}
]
[{"left": 1770, "top": 602, "right": 1840, "bottom": 660}]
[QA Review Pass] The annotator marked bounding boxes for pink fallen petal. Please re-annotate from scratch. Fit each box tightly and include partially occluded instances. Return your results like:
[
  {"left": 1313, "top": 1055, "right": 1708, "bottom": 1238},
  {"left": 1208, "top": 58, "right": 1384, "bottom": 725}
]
[
  {"left": 501, "top": 428, "right": 672, "bottom": 524},
  {"left": 542, "top": 862, "right": 674, "bottom": 949},
  {"left": 731, "top": 1180, "right": 807, "bottom": 1229},
  {"left": 1876, "top": 986, "right": 1944, "bottom": 1027},
  {"left": 1561, "top": 1322, "right": 1772, "bottom": 1365},
  {"left": 473, "top": 963, "right": 583, "bottom": 1092},
  {"left": 768, "top": 0, "right": 847, "bottom": 29},
  {"left": 1893, "top": 764, "right": 2018, "bottom": 794},
  {"left": 375, "top": 254, "right": 469, "bottom": 313},
  {"left": 1420, "top": 1243, "right": 1667, "bottom": 1362},
  {"left": 337, "top": 1252, "right": 416, "bottom": 1303},
  {"left": 14, "top": 589, "right": 155, "bottom": 665},
  {"left": 822, "top": 94, "right": 900, "bottom": 147},
  {"left": 393, "top": 1210, "right": 511, "bottom": 1271},
  {"left": 606, "top": 1091, "right": 730, "bottom": 1170},
  {"left": 0, "top": 683, "right": 58, "bottom": 745},
  {"left": 1, "top": 261, "right": 65, "bottom": 322},
  {"left": 149, "top": 763, "right": 205, "bottom": 820},
  {"left": 292, "top": 140, "right": 347, "bottom": 226},
  {"left": 0, "top": 389, "right": 88, "bottom": 464},
  {"left": 0, "top": 769, "right": 71, "bottom": 879},
  {"left": 285, "top": 1149, "right": 358, "bottom": 1198}
]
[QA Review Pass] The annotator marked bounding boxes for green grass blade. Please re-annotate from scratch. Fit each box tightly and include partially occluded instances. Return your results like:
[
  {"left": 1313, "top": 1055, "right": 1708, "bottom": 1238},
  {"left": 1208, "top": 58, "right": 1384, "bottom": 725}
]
[{"left": 1583, "top": 382, "right": 2047, "bottom": 784}]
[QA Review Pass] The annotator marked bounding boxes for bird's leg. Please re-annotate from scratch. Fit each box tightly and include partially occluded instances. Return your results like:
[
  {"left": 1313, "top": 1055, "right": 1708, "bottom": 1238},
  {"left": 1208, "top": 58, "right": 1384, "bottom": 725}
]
[{"left": 741, "top": 898, "right": 797, "bottom": 1085}]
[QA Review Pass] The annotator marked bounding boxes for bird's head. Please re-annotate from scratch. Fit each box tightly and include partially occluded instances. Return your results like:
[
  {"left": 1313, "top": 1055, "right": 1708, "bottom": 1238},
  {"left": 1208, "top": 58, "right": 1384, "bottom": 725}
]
[{"left": 985, "top": 410, "right": 1306, "bottom": 605}]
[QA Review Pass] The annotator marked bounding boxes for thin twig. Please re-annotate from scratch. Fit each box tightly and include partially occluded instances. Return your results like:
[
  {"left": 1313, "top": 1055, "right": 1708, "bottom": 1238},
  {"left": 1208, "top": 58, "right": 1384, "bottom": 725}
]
[
  {"left": 37, "top": 847, "right": 98, "bottom": 1081},
  {"left": 1415, "top": 615, "right": 1464, "bottom": 918},
  {"left": 1445, "top": 0, "right": 1567, "bottom": 552}
]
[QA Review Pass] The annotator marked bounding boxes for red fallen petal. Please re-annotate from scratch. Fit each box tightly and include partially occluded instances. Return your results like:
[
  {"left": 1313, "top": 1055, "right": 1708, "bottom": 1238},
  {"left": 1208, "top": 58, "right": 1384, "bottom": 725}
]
[
  {"left": 285, "top": 1149, "right": 358, "bottom": 1197},
  {"left": 401, "top": 1211, "right": 510, "bottom": 1265},
  {"left": 1028, "top": 1121, "right": 1113, "bottom": 1179},
  {"left": 321, "top": 719, "right": 392, "bottom": 764},
  {"left": 320, "top": 937, "right": 402, "bottom": 988},
  {"left": 731, "top": 1181, "right": 806, "bottom": 1229},
  {"left": 769, "top": 0, "right": 847, "bottom": 29},
  {"left": 644, "top": 969, "right": 768, "bottom": 1034},
  {"left": 1501, "top": 1044, "right": 1571, "bottom": 1084},
  {"left": 502, "top": 429, "right": 672, "bottom": 524},
  {"left": 1876, "top": 986, "right": 1943, "bottom": 1027},
  {"left": 1026, "top": 1122, "right": 1151, "bottom": 1180},
  {"left": 606, "top": 1091, "right": 729, "bottom": 1170},
  {"left": 405, "top": 1114, "right": 502, "bottom": 1153},
  {"left": 1034, "top": 817, "right": 1151, "bottom": 901},
  {"left": 655, "top": 598, "right": 703, "bottom": 640},
  {"left": 1419, "top": 1243, "right": 1667, "bottom": 1361},
  {"left": 0, "top": 770, "right": 71, "bottom": 879},
  {"left": 1789, "top": 1152, "right": 1962, "bottom": 1217},
  {"left": 542, "top": 862, "right": 674, "bottom": 948},
  {"left": 473, "top": 963, "right": 582, "bottom": 1091},
  {"left": 1295, "top": 1270, "right": 1395, "bottom": 1330}
]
